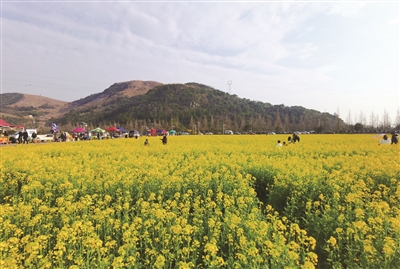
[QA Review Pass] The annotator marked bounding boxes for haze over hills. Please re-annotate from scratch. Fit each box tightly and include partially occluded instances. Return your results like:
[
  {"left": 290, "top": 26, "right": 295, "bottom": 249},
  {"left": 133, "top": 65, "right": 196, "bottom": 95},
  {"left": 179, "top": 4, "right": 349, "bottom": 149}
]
[{"left": 1, "top": 80, "right": 345, "bottom": 133}]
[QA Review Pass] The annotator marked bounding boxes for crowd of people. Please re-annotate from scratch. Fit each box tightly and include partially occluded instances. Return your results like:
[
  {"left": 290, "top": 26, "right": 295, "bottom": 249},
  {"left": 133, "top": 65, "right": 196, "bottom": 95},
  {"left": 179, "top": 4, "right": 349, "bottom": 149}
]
[
  {"left": 276, "top": 132, "right": 399, "bottom": 147},
  {"left": 277, "top": 133, "right": 301, "bottom": 147},
  {"left": 2, "top": 129, "right": 398, "bottom": 147}
]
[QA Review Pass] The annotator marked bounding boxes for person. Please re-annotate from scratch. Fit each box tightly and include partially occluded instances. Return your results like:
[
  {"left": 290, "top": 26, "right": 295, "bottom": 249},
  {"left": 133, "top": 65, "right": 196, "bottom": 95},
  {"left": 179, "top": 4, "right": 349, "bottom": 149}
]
[
  {"left": 22, "top": 130, "right": 28, "bottom": 144},
  {"left": 287, "top": 136, "right": 292, "bottom": 144},
  {"left": 277, "top": 140, "right": 282, "bottom": 147},
  {"left": 391, "top": 133, "right": 398, "bottom": 144},
  {"left": 292, "top": 133, "right": 300, "bottom": 143},
  {"left": 378, "top": 134, "right": 391, "bottom": 145},
  {"left": 4, "top": 131, "right": 8, "bottom": 137},
  {"left": 161, "top": 134, "right": 167, "bottom": 145},
  {"left": 18, "top": 131, "right": 23, "bottom": 144},
  {"left": 31, "top": 132, "right": 37, "bottom": 143},
  {"left": 283, "top": 141, "right": 287, "bottom": 146},
  {"left": 144, "top": 139, "right": 149, "bottom": 146}
]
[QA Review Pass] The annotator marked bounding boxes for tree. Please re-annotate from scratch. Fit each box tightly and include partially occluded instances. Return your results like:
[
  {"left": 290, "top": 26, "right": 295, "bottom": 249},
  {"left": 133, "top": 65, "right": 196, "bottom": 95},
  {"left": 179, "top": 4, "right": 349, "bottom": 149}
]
[
  {"left": 369, "top": 111, "right": 377, "bottom": 130},
  {"left": 266, "top": 115, "right": 272, "bottom": 130},
  {"left": 346, "top": 110, "right": 353, "bottom": 132},
  {"left": 239, "top": 117, "right": 246, "bottom": 131},
  {"left": 284, "top": 113, "right": 290, "bottom": 132},
  {"left": 189, "top": 116, "right": 195, "bottom": 131},
  {"left": 354, "top": 122, "right": 364, "bottom": 132},
  {"left": 381, "top": 109, "right": 391, "bottom": 131},
  {"left": 275, "top": 109, "right": 282, "bottom": 133},
  {"left": 202, "top": 116, "right": 209, "bottom": 132},
  {"left": 395, "top": 108, "right": 400, "bottom": 130},
  {"left": 174, "top": 117, "right": 181, "bottom": 131}
]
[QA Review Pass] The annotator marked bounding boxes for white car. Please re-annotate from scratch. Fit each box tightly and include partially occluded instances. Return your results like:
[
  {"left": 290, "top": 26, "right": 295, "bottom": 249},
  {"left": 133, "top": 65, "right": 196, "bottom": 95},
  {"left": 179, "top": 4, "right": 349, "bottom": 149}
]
[
  {"left": 35, "top": 134, "right": 54, "bottom": 143},
  {"left": 9, "top": 129, "right": 37, "bottom": 143}
]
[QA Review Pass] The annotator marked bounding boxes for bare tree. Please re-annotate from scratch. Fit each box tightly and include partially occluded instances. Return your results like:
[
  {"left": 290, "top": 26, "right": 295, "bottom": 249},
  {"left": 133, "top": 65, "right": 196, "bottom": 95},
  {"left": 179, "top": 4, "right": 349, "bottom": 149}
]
[
  {"left": 284, "top": 113, "right": 290, "bottom": 132},
  {"left": 381, "top": 109, "right": 391, "bottom": 131},
  {"left": 346, "top": 110, "right": 352, "bottom": 131},
  {"left": 335, "top": 107, "right": 341, "bottom": 132},
  {"left": 210, "top": 115, "right": 215, "bottom": 131},
  {"left": 359, "top": 110, "right": 367, "bottom": 126},
  {"left": 369, "top": 111, "right": 376, "bottom": 130},
  {"left": 274, "top": 109, "right": 282, "bottom": 133},
  {"left": 202, "top": 116, "right": 209, "bottom": 131},
  {"left": 395, "top": 108, "right": 400, "bottom": 129},
  {"left": 239, "top": 117, "right": 246, "bottom": 131}
]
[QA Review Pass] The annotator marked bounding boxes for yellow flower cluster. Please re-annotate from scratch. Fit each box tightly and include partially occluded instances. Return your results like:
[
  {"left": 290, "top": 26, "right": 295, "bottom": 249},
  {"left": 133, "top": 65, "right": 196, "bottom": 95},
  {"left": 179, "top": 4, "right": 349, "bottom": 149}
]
[{"left": 0, "top": 134, "right": 398, "bottom": 268}]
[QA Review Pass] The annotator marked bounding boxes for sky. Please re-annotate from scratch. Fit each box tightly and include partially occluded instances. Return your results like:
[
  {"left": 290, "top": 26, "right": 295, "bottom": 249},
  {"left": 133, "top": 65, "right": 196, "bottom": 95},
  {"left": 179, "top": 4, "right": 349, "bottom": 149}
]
[{"left": 1, "top": 0, "right": 399, "bottom": 125}]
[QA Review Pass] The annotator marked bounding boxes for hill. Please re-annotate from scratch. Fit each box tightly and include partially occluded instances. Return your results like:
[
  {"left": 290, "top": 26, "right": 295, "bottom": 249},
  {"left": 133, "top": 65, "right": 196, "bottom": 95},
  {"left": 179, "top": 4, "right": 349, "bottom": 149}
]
[
  {"left": 0, "top": 93, "right": 69, "bottom": 126},
  {"left": 68, "top": 80, "right": 162, "bottom": 109},
  {"left": 53, "top": 82, "right": 342, "bottom": 133},
  {"left": 0, "top": 81, "right": 162, "bottom": 126}
]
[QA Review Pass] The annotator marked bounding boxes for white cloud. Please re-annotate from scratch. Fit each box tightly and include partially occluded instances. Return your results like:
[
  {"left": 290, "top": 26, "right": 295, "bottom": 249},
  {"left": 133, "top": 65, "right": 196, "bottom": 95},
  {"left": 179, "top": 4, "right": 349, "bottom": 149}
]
[{"left": 1, "top": 1, "right": 398, "bottom": 122}]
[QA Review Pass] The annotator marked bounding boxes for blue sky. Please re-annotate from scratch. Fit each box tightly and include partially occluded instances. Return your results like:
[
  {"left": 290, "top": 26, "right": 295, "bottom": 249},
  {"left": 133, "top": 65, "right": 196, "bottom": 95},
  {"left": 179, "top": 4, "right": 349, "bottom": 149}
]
[{"left": 1, "top": 1, "right": 399, "bottom": 125}]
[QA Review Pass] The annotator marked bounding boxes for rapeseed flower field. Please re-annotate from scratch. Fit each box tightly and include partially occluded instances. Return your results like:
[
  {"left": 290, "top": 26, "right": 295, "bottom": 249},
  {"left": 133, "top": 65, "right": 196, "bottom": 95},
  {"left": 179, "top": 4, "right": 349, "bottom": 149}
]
[{"left": 0, "top": 134, "right": 399, "bottom": 268}]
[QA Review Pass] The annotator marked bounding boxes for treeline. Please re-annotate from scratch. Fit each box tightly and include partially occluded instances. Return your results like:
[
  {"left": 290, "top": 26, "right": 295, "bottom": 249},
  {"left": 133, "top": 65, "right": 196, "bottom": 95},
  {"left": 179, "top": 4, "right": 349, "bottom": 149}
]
[{"left": 52, "top": 83, "right": 342, "bottom": 133}]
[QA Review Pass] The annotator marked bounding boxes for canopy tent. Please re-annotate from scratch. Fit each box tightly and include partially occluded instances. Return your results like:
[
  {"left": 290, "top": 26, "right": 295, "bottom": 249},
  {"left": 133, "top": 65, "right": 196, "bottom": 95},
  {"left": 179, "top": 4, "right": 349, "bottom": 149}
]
[
  {"left": 106, "top": 126, "right": 120, "bottom": 132},
  {"left": 147, "top": 128, "right": 157, "bottom": 136},
  {"left": 91, "top": 127, "right": 106, "bottom": 133},
  {"left": 117, "top": 126, "right": 129, "bottom": 132},
  {"left": 72, "top": 127, "right": 86, "bottom": 133},
  {"left": 169, "top": 130, "right": 176, "bottom": 135},
  {"left": 0, "top": 119, "right": 10, "bottom": 127}
]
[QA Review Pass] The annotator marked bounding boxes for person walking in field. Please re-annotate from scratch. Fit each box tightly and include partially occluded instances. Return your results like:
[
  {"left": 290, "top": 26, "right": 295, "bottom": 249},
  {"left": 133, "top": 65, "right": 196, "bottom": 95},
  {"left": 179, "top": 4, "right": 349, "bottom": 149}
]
[
  {"left": 161, "top": 134, "right": 167, "bottom": 145},
  {"left": 391, "top": 133, "right": 398, "bottom": 144},
  {"left": 144, "top": 139, "right": 149, "bottom": 146}
]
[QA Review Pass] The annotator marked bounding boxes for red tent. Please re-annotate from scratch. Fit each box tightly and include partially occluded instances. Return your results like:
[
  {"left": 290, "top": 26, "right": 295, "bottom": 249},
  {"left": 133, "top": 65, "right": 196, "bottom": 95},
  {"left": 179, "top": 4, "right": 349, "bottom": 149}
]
[
  {"left": 0, "top": 119, "right": 10, "bottom": 127},
  {"left": 106, "top": 126, "right": 120, "bottom": 132}
]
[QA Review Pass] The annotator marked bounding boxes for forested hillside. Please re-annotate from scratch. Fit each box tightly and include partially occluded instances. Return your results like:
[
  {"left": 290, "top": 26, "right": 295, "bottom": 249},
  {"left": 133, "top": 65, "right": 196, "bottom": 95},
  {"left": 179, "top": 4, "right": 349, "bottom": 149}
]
[{"left": 54, "top": 83, "right": 342, "bottom": 133}]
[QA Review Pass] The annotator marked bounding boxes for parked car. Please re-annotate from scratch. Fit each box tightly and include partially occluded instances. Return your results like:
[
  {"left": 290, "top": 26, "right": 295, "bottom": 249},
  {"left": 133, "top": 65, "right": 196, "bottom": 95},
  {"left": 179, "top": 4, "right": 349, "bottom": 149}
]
[
  {"left": 9, "top": 129, "right": 37, "bottom": 143},
  {"left": 35, "top": 134, "right": 54, "bottom": 143},
  {"left": 129, "top": 130, "right": 140, "bottom": 138}
]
